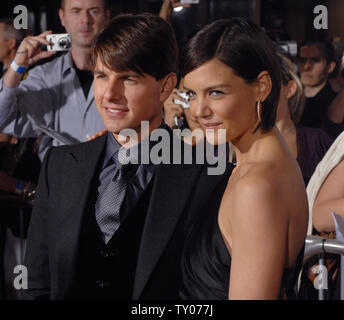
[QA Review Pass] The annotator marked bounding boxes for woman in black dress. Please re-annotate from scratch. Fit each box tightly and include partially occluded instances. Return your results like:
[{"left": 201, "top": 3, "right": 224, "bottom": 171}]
[{"left": 179, "top": 18, "right": 308, "bottom": 299}]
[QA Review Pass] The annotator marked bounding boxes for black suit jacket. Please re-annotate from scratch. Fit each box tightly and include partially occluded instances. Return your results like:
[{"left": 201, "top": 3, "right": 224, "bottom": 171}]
[{"left": 24, "top": 134, "right": 232, "bottom": 299}]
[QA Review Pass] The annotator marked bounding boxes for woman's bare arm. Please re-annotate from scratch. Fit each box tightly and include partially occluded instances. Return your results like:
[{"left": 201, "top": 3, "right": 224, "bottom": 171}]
[
  {"left": 313, "top": 159, "right": 344, "bottom": 233},
  {"left": 227, "top": 175, "right": 288, "bottom": 299}
]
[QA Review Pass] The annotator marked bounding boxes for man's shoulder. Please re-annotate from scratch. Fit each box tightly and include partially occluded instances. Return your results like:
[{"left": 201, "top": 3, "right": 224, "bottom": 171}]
[
  {"left": 48, "top": 135, "right": 106, "bottom": 161},
  {"left": 319, "top": 81, "right": 337, "bottom": 103}
]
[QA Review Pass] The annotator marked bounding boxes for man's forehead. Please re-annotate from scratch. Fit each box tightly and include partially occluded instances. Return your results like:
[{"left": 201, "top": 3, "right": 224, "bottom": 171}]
[
  {"left": 94, "top": 59, "right": 140, "bottom": 76},
  {"left": 64, "top": 0, "right": 104, "bottom": 9},
  {"left": 300, "top": 45, "right": 324, "bottom": 58}
]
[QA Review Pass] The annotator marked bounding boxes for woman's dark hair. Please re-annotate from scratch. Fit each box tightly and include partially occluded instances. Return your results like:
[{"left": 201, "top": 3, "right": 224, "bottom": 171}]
[
  {"left": 92, "top": 13, "right": 178, "bottom": 80},
  {"left": 180, "top": 18, "right": 281, "bottom": 132}
]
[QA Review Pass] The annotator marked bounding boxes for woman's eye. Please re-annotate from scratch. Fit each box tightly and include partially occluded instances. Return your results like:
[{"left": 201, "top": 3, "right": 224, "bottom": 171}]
[{"left": 209, "top": 90, "right": 224, "bottom": 96}]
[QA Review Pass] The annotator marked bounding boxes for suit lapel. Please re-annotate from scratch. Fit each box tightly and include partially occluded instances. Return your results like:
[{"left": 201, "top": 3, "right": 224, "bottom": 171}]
[
  {"left": 133, "top": 163, "right": 203, "bottom": 299},
  {"left": 53, "top": 136, "right": 106, "bottom": 297}
]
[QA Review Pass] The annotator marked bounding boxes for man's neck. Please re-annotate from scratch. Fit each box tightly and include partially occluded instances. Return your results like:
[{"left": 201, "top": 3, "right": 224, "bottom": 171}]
[
  {"left": 71, "top": 46, "right": 92, "bottom": 70},
  {"left": 304, "top": 81, "right": 327, "bottom": 98}
]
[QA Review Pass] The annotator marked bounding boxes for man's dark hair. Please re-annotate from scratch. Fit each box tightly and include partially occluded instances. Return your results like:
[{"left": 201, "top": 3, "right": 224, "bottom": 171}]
[
  {"left": 180, "top": 18, "right": 281, "bottom": 132},
  {"left": 0, "top": 18, "right": 27, "bottom": 48},
  {"left": 299, "top": 39, "right": 337, "bottom": 65},
  {"left": 91, "top": 13, "right": 178, "bottom": 80}
]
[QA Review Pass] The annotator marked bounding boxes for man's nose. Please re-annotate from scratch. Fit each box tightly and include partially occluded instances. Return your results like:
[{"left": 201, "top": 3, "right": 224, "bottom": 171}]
[
  {"left": 81, "top": 10, "right": 93, "bottom": 25},
  {"left": 303, "top": 59, "right": 313, "bottom": 70},
  {"left": 104, "top": 78, "right": 124, "bottom": 102}
]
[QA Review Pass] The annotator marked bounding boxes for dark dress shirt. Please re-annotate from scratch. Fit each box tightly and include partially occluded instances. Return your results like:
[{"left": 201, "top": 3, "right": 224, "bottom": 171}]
[{"left": 301, "top": 82, "right": 343, "bottom": 139}]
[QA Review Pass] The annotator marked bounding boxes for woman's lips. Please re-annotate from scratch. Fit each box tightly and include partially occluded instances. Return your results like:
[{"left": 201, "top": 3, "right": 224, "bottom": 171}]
[{"left": 201, "top": 123, "right": 222, "bottom": 129}]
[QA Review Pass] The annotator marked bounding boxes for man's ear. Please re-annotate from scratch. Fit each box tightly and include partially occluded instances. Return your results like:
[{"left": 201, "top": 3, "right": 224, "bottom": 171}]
[
  {"left": 58, "top": 8, "right": 65, "bottom": 28},
  {"left": 160, "top": 72, "right": 178, "bottom": 103},
  {"left": 105, "top": 9, "right": 111, "bottom": 21},
  {"left": 8, "top": 38, "right": 16, "bottom": 51},
  {"left": 327, "top": 61, "right": 336, "bottom": 75},
  {"left": 256, "top": 71, "right": 272, "bottom": 102},
  {"left": 286, "top": 80, "right": 297, "bottom": 100}
]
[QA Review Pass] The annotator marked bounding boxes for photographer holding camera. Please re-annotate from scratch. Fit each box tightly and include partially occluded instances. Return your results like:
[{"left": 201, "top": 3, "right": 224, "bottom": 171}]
[{"left": 0, "top": 0, "right": 110, "bottom": 159}]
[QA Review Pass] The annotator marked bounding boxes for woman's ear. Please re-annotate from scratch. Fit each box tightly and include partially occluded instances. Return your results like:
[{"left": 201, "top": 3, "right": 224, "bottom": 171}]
[
  {"left": 286, "top": 80, "right": 297, "bottom": 100},
  {"left": 256, "top": 71, "right": 272, "bottom": 102},
  {"left": 160, "top": 72, "right": 178, "bottom": 102}
]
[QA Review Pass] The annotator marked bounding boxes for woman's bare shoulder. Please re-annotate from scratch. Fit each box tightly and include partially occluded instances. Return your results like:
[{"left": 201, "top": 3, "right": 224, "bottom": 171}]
[{"left": 225, "top": 160, "right": 300, "bottom": 221}]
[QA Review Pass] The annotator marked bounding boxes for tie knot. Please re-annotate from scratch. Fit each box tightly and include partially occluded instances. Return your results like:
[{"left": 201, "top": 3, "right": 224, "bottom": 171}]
[
  {"left": 111, "top": 148, "right": 133, "bottom": 182},
  {"left": 112, "top": 147, "right": 130, "bottom": 167}
]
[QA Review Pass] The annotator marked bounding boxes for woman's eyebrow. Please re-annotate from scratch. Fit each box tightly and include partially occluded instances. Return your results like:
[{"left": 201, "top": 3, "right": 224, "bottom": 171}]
[{"left": 183, "top": 84, "right": 231, "bottom": 91}]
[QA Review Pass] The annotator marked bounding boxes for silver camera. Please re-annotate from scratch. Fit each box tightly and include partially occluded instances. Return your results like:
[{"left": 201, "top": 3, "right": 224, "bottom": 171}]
[
  {"left": 46, "top": 33, "right": 71, "bottom": 51},
  {"left": 180, "top": 0, "right": 200, "bottom": 3}
]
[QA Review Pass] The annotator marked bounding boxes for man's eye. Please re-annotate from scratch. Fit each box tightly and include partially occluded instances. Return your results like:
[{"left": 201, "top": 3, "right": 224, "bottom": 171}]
[
  {"left": 125, "top": 78, "right": 136, "bottom": 84},
  {"left": 298, "top": 58, "right": 306, "bottom": 64},
  {"left": 71, "top": 9, "right": 80, "bottom": 14},
  {"left": 90, "top": 9, "right": 100, "bottom": 15},
  {"left": 95, "top": 74, "right": 106, "bottom": 79}
]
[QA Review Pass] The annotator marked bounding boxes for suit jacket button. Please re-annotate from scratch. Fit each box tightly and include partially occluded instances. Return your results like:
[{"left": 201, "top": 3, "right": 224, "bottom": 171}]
[
  {"left": 96, "top": 280, "right": 104, "bottom": 288},
  {"left": 100, "top": 251, "right": 109, "bottom": 258}
]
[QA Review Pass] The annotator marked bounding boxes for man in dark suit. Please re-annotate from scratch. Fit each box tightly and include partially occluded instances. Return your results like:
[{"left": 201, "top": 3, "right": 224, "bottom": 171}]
[{"left": 24, "top": 13, "right": 231, "bottom": 300}]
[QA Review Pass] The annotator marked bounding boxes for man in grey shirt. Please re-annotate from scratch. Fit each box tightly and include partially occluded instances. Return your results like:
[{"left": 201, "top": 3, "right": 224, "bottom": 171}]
[{"left": 0, "top": 0, "right": 110, "bottom": 159}]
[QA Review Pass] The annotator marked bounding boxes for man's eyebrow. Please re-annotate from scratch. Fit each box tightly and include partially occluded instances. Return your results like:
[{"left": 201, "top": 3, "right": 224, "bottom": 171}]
[
  {"left": 118, "top": 73, "right": 142, "bottom": 79},
  {"left": 93, "top": 69, "right": 105, "bottom": 74},
  {"left": 70, "top": 6, "right": 101, "bottom": 11},
  {"left": 300, "top": 56, "right": 322, "bottom": 59},
  {"left": 93, "top": 70, "right": 142, "bottom": 78}
]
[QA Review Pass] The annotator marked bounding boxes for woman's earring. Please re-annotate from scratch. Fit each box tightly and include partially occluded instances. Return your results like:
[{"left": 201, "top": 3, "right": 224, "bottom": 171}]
[{"left": 257, "top": 100, "right": 262, "bottom": 123}]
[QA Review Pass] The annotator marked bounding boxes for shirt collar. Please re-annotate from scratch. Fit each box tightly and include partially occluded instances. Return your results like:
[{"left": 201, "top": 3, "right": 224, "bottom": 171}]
[
  {"left": 103, "top": 121, "right": 167, "bottom": 172},
  {"left": 103, "top": 131, "right": 121, "bottom": 168},
  {"left": 62, "top": 51, "right": 74, "bottom": 77}
]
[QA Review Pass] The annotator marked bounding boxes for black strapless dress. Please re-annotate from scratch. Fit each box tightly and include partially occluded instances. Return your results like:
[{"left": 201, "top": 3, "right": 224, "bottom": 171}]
[{"left": 180, "top": 181, "right": 304, "bottom": 300}]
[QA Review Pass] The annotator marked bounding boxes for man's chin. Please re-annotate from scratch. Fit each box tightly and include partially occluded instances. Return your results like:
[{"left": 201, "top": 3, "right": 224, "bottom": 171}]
[{"left": 72, "top": 39, "right": 95, "bottom": 49}]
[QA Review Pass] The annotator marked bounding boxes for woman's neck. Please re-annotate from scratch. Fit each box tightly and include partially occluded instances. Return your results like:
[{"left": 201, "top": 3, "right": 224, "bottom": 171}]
[{"left": 232, "top": 125, "right": 273, "bottom": 166}]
